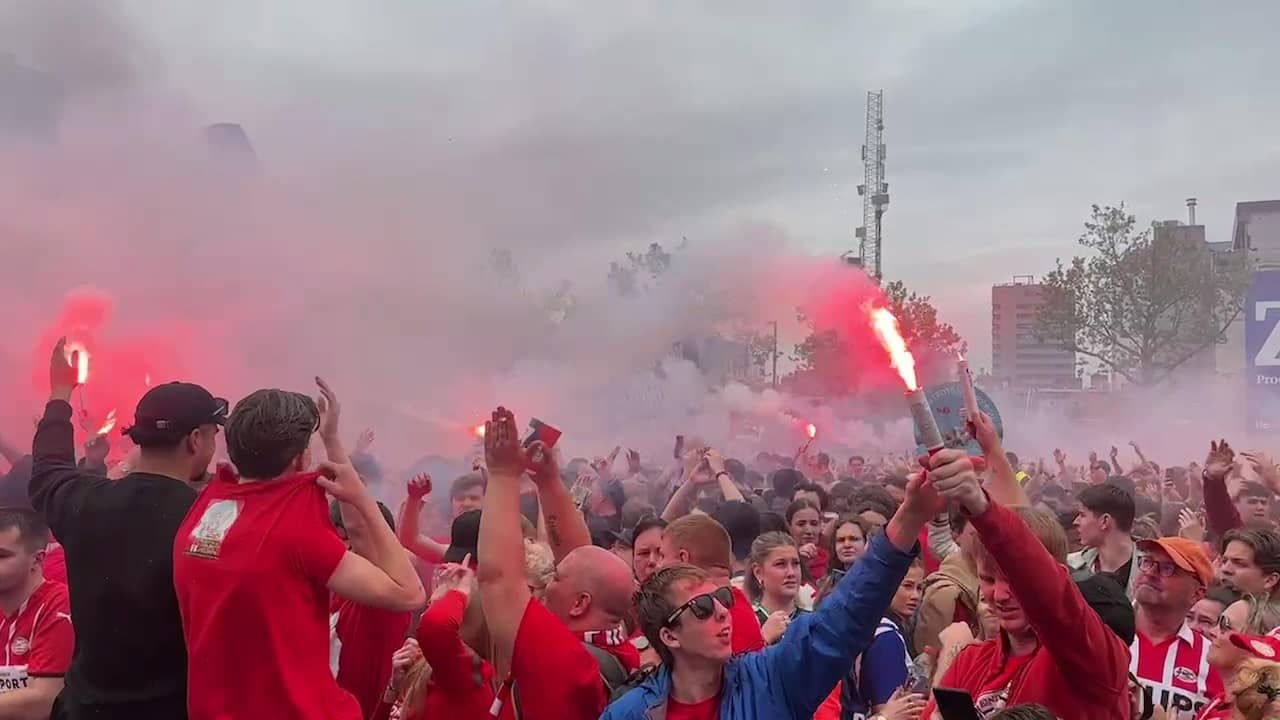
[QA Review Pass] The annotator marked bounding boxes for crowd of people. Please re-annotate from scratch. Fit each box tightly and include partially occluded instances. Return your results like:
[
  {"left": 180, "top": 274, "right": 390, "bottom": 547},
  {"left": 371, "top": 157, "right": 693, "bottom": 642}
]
[{"left": 1, "top": 338, "right": 1280, "bottom": 719}]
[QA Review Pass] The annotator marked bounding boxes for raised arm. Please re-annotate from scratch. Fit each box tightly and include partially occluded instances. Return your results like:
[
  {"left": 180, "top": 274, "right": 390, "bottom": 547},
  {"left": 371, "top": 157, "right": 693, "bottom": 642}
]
[
  {"left": 1203, "top": 440, "right": 1242, "bottom": 537},
  {"left": 476, "top": 407, "right": 534, "bottom": 674},
  {"left": 396, "top": 476, "right": 447, "bottom": 563},
  {"left": 321, "top": 460, "right": 425, "bottom": 612},
  {"left": 416, "top": 564, "right": 480, "bottom": 690},
  {"left": 927, "top": 514, "right": 958, "bottom": 562},
  {"left": 970, "top": 411, "right": 1027, "bottom": 507},
  {"left": 747, "top": 451, "right": 944, "bottom": 719},
  {"left": 0, "top": 429, "right": 24, "bottom": 468},
  {"left": 30, "top": 340, "right": 105, "bottom": 534},
  {"left": 706, "top": 449, "right": 746, "bottom": 503},
  {"left": 528, "top": 441, "right": 591, "bottom": 564},
  {"left": 933, "top": 469, "right": 1128, "bottom": 703}
]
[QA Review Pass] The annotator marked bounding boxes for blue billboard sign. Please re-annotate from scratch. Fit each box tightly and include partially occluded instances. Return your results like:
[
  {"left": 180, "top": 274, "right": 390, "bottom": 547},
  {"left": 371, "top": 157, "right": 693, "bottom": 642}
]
[
  {"left": 1245, "top": 270, "right": 1280, "bottom": 432},
  {"left": 914, "top": 382, "right": 1003, "bottom": 455}
]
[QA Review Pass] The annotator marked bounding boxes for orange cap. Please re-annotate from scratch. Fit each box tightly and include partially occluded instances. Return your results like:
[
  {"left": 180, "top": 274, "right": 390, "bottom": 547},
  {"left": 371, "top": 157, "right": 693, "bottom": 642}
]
[{"left": 1137, "top": 537, "right": 1214, "bottom": 586}]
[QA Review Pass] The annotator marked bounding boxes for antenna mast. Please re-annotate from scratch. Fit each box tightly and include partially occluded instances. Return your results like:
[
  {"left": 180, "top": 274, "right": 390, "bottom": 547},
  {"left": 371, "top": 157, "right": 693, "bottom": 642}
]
[{"left": 856, "top": 90, "right": 889, "bottom": 279}]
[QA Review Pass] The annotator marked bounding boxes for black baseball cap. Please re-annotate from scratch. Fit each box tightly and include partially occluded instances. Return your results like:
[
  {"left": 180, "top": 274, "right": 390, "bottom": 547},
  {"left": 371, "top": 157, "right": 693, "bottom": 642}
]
[
  {"left": 125, "top": 382, "right": 228, "bottom": 446},
  {"left": 443, "top": 509, "right": 481, "bottom": 564}
]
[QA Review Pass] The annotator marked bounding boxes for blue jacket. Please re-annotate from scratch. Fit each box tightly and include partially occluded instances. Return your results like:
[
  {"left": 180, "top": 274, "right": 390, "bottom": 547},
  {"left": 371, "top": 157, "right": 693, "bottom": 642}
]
[{"left": 601, "top": 532, "right": 917, "bottom": 720}]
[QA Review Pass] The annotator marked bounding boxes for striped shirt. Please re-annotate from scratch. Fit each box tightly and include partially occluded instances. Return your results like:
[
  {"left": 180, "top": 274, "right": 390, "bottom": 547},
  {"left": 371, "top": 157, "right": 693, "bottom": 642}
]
[{"left": 1130, "top": 622, "right": 1222, "bottom": 720}]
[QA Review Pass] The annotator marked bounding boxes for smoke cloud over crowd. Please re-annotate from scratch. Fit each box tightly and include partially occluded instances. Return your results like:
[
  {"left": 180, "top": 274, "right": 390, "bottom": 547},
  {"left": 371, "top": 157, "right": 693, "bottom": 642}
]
[{"left": 0, "top": 1, "right": 1253, "bottom": 485}]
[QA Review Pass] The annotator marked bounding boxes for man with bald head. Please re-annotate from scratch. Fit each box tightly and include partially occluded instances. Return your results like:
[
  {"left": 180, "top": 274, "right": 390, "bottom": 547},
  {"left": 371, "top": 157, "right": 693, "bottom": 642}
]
[{"left": 477, "top": 408, "right": 635, "bottom": 720}]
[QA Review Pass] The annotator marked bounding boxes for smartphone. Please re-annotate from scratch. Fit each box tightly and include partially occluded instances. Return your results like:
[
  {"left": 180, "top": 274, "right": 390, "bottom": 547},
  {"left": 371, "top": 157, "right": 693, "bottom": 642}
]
[
  {"left": 523, "top": 418, "right": 562, "bottom": 449},
  {"left": 932, "top": 688, "right": 981, "bottom": 720},
  {"left": 674, "top": 435, "right": 685, "bottom": 460}
]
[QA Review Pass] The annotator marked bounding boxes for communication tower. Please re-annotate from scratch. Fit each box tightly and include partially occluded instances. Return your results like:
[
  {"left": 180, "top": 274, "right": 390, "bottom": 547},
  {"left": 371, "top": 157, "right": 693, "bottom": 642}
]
[{"left": 856, "top": 91, "right": 889, "bottom": 279}]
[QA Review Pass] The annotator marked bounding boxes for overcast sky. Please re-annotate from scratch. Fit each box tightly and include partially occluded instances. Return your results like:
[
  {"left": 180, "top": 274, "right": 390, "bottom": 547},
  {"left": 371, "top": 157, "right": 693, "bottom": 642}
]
[{"left": 10, "top": 0, "right": 1280, "bottom": 370}]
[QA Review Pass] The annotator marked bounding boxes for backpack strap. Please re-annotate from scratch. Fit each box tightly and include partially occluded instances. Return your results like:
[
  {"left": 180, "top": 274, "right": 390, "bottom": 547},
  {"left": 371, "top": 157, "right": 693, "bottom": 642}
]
[{"left": 582, "top": 641, "right": 630, "bottom": 695}]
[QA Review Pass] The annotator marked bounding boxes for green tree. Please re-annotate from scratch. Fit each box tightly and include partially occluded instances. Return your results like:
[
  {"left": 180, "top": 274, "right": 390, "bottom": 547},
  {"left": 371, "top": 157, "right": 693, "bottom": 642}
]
[
  {"left": 882, "top": 280, "right": 967, "bottom": 356},
  {"left": 1034, "top": 204, "right": 1248, "bottom": 385}
]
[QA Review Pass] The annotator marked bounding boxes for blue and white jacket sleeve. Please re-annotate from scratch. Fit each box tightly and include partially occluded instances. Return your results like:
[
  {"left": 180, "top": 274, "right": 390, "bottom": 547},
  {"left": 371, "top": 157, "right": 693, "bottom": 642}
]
[{"left": 746, "top": 532, "right": 917, "bottom": 719}]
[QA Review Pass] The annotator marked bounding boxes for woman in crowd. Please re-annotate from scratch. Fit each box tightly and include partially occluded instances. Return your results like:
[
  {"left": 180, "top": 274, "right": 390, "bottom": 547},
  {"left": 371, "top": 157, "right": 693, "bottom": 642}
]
[
  {"left": 1201, "top": 638, "right": 1280, "bottom": 720},
  {"left": 745, "top": 531, "right": 810, "bottom": 645},
  {"left": 1200, "top": 596, "right": 1280, "bottom": 719},
  {"left": 1187, "top": 586, "right": 1242, "bottom": 639},
  {"left": 816, "top": 514, "right": 869, "bottom": 601},
  {"left": 841, "top": 557, "right": 927, "bottom": 719},
  {"left": 787, "top": 498, "right": 828, "bottom": 580},
  {"left": 373, "top": 559, "right": 513, "bottom": 720}
]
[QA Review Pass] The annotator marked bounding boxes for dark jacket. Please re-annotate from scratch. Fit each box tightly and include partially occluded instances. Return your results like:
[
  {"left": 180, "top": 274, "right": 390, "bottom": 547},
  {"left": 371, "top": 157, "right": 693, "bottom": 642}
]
[{"left": 31, "top": 400, "right": 194, "bottom": 720}]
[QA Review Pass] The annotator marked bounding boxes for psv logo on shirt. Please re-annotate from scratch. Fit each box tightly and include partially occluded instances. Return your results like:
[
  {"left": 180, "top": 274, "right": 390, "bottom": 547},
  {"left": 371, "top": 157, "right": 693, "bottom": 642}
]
[
  {"left": 186, "top": 500, "right": 242, "bottom": 559},
  {"left": 9, "top": 638, "right": 28, "bottom": 656}
]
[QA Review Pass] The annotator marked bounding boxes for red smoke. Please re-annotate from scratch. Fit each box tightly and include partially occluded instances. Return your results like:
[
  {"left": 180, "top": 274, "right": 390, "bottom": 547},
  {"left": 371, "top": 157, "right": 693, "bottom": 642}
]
[{"left": 30, "top": 288, "right": 186, "bottom": 441}]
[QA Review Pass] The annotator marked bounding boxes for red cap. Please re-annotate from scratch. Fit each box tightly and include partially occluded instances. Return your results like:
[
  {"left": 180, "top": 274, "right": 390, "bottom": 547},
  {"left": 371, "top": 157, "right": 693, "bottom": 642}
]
[{"left": 1230, "top": 633, "right": 1280, "bottom": 660}]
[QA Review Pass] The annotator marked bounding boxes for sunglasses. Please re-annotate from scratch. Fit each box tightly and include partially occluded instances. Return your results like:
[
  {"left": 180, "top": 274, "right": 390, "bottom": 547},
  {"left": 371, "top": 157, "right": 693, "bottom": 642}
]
[
  {"left": 664, "top": 586, "right": 734, "bottom": 627},
  {"left": 1218, "top": 615, "right": 1234, "bottom": 634}
]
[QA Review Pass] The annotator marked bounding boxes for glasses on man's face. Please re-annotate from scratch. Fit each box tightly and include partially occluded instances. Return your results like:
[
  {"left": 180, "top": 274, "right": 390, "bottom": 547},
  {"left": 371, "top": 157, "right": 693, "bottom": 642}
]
[
  {"left": 1138, "top": 557, "right": 1184, "bottom": 579},
  {"left": 664, "top": 586, "right": 735, "bottom": 627}
]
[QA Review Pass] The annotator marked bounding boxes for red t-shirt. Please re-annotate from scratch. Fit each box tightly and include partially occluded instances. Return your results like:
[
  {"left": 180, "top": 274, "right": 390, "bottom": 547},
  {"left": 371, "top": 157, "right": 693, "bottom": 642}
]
[
  {"left": 414, "top": 589, "right": 513, "bottom": 720},
  {"left": 41, "top": 545, "right": 66, "bottom": 588},
  {"left": 174, "top": 472, "right": 359, "bottom": 720},
  {"left": 973, "top": 652, "right": 1034, "bottom": 716},
  {"left": 510, "top": 597, "right": 606, "bottom": 720},
  {"left": 331, "top": 597, "right": 411, "bottom": 720},
  {"left": 667, "top": 691, "right": 721, "bottom": 720},
  {"left": 729, "top": 586, "right": 766, "bottom": 654},
  {"left": 0, "top": 580, "right": 73, "bottom": 692}
]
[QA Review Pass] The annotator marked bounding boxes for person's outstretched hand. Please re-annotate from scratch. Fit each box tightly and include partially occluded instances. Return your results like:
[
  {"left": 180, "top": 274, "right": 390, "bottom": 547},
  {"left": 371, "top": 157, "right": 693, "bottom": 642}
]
[
  {"left": 484, "top": 407, "right": 526, "bottom": 477},
  {"left": 1205, "top": 439, "right": 1235, "bottom": 481},
  {"left": 315, "top": 377, "right": 341, "bottom": 442},
  {"left": 928, "top": 449, "right": 986, "bottom": 516},
  {"left": 407, "top": 473, "right": 432, "bottom": 501},
  {"left": 316, "top": 460, "right": 367, "bottom": 505},
  {"left": 49, "top": 338, "right": 79, "bottom": 401}
]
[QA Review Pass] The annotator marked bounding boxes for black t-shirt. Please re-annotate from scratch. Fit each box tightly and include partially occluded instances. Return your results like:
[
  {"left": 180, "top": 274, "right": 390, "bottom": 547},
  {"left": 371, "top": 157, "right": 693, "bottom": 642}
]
[
  {"left": 1103, "top": 556, "right": 1133, "bottom": 591},
  {"left": 30, "top": 400, "right": 195, "bottom": 719}
]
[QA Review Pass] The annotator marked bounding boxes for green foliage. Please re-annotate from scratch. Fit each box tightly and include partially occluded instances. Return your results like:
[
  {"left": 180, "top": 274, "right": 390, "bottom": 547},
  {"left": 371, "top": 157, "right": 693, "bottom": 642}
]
[{"left": 1034, "top": 204, "right": 1248, "bottom": 385}]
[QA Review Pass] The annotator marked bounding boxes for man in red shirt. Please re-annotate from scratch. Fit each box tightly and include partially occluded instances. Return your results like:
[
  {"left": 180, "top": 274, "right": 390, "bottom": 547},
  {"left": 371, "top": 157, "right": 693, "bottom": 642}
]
[
  {"left": 173, "top": 381, "right": 426, "bottom": 720},
  {"left": 0, "top": 508, "right": 73, "bottom": 719},
  {"left": 328, "top": 500, "right": 412, "bottom": 720},
  {"left": 923, "top": 466, "right": 1130, "bottom": 719},
  {"left": 1130, "top": 537, "right": 1223, "bottom": 720},
  {"left": 478, "top": 407, "right": 635, "bottom": 720},
  {"left": 658, "top": 514, "right": 766, "bottom": 654}
]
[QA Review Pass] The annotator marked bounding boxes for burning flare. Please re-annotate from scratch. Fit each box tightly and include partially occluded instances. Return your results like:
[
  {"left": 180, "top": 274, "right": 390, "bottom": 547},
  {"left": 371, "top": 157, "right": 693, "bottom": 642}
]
[
  {"left": 870, "top": 307, "right": 917, "bottom": 391},
  {"left": 64, "top": 342, "right": 90, "bottom": 384},
  {"left": 472, "top": 423, "right": 487, "bottom": 439},
  {"left": 97, "top": 409, "right": 117, "bottom": 436},
  {"left": 805, "top": 423, "right": 818, "bottom": 440}
]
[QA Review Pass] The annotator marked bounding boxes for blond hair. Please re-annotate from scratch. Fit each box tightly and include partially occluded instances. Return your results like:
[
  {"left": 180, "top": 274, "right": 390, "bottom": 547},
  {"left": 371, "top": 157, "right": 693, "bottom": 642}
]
[{"left": 1230, "top": 658, "right": 1280, "bottom": 720}]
